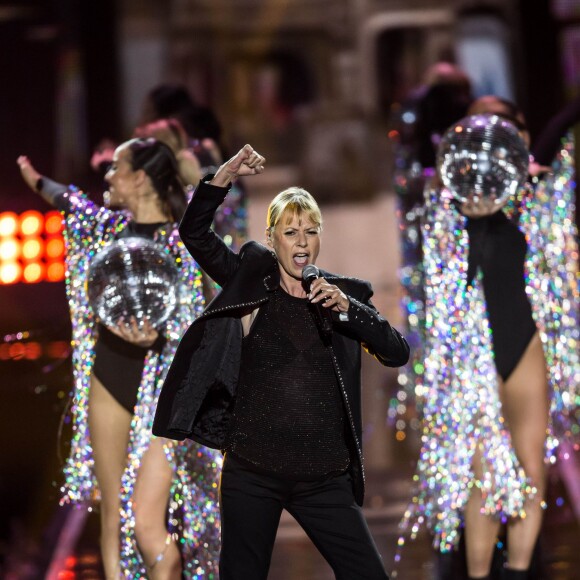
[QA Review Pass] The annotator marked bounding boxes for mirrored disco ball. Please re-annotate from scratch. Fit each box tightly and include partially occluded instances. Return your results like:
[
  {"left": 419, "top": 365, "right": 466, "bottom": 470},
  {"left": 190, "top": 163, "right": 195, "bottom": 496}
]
[
  {"left": 87, "top": 237, "right": 178, "bottom": 328},
  {"left": 437, "top": 114, "right": 529, "bottom": 204}
]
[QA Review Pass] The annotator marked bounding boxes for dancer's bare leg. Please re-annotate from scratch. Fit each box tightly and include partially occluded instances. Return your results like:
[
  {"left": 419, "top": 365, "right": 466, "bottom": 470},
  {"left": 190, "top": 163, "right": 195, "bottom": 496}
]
[
  {"left": 464, "top": 446, "right": 502, "bottom": 578},
  {"left": 133, "top": 438, "right": 181, "bottom": 579},
  {"left": 500, "top": 332, "right": 549, "bottom": 570},
  {"left": 88, "top": 375, "right": 132, "bottom": 579}
]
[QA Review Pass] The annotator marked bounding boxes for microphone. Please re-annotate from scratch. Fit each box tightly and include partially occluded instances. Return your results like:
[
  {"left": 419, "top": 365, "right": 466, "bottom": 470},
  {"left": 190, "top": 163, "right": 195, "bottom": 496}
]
[{"left": 302, "top": 264, "right": 333, "bottom": 337}]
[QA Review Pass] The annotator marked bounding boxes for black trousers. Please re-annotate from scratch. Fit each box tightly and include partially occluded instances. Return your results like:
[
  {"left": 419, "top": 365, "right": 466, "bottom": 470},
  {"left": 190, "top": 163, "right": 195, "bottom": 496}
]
[{"left": 219, "top": 453, "right": 389, "bottom": 580}]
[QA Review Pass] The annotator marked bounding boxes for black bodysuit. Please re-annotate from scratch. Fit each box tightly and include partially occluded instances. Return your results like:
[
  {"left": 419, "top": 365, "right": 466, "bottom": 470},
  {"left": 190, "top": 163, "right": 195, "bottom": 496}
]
[
  {"left": 465, "top": 211, "right": 537, "bottom": 380},
  {"left": 46, "top": 182, "right": 170, "bottom": 412}
]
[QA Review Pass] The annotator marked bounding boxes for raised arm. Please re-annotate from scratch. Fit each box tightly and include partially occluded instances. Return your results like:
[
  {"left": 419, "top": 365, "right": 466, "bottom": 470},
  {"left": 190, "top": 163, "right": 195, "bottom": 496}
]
[
  {"left": 17, "top": 155, "right": 73, "bottom": 212},
  {"left": 208, "top": 143, "right": 265, "bottom": 188},
  {"left": 178, "top": 144, "right": 265, "bottom": 286}
]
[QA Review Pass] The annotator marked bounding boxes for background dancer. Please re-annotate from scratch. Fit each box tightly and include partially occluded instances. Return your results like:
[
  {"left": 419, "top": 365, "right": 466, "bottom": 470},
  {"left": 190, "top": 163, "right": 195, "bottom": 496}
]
[
  {"left": 400, "top": 109, "right": 579, "bottom": 580},
  {"left": 17, "top": 139, "right": 221, "bottom": 579}
]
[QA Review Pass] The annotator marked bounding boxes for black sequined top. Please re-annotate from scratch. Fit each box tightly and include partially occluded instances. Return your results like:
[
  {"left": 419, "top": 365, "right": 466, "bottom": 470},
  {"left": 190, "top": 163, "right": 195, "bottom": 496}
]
[{"left": 226, "top": 288, "right": 350, "bottom": 479}]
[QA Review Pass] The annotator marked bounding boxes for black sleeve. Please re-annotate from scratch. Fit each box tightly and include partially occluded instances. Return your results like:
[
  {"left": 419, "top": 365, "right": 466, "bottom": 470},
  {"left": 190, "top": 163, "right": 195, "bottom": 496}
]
[
  {"left": 178, "top": 177, "right": 240, "bottom": 287},
  {"left": 36, "top": 176, "right": 74, "bottom": 213},
  {"left": 331, "top": 278, "right": 410, "bottom": 367},
  {"left": 337, "top": 296, "right": 410, "bottom": 367}
]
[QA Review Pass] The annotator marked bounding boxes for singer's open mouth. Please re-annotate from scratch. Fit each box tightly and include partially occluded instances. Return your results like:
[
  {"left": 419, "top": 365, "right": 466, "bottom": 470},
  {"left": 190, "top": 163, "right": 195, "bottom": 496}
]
[{"left": 293, "top": 253, "right": 309, "bottom": 266}]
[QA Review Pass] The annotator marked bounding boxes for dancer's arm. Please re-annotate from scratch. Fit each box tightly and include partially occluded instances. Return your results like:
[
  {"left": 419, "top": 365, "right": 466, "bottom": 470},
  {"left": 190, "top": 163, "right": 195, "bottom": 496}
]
[{"left": 17, "top": 155, "right": 71, "bottom": 208}]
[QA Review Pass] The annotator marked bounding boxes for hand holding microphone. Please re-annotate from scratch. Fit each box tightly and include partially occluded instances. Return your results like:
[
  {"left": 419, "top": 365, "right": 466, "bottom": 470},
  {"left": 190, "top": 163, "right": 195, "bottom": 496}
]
[{"left": 302, "top": 265, "right": 350, "bottom": 336}]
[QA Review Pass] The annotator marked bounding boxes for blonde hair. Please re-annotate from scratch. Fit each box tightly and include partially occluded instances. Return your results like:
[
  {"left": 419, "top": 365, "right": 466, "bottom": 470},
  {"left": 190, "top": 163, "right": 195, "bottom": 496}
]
[{"left": 266, "top": 187, "right": 322, "bottom": 232}]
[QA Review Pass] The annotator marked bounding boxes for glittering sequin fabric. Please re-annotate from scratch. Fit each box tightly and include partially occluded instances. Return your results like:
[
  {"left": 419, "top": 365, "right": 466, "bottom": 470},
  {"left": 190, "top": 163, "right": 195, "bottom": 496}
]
[
  {"left": 227, "top": 289, "right": 350, "bottom": 478},
  {"left": 58, "top": 191, "right": 221, "bottom": 577},
  {"left": 392, "top": 199, "right": 426, "bottom": 440},
  {"left": 211, "top": 179, "right": 247, "bottom": 253},
  {"left": 397, "top": 137, "right": 580, "bottom": 557}
]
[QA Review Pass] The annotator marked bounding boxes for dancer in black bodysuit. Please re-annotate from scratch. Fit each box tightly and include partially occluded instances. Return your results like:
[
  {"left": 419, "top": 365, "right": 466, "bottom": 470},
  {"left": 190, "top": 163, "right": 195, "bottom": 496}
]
[
  {"left": 18, "top": 140, "right": 219, "bottom": 579},
  {"left": 458, "top": 97, "right": 550, "bottom": 580}
]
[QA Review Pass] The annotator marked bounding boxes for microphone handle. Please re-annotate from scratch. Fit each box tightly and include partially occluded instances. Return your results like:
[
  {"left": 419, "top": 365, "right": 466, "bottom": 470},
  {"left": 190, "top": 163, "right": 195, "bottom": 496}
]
[
  {"left": 304, "top": 270, "right": 333, "bottom": 336},
  {"left": 312, "top": 299, "right": 333, "bottom": 336}
]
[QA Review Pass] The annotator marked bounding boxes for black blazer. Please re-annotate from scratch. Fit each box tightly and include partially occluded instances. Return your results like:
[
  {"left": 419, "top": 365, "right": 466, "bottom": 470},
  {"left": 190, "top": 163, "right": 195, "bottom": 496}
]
[{"left": 153, "top": 179, "right": 410, "bottom": 504}]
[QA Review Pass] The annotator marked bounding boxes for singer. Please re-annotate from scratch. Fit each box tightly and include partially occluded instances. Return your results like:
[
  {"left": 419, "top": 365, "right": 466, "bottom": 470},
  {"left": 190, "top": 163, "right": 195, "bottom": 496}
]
[{"left": 153, "top": 144, "right": 410, "bottom": 580}]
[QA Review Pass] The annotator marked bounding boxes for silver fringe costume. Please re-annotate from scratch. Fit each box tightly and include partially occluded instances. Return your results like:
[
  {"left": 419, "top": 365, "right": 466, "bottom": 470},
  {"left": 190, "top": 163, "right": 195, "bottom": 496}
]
[
  {"left": 57, "top": 190, "right": 221, "bottom": 578},
  {"left": 397, "top": 136, "right": 579, "bottom": 555}
]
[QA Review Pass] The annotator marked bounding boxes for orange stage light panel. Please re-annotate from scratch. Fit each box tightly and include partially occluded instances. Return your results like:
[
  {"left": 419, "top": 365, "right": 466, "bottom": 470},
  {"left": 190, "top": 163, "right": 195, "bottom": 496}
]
[
  {"left": 0, "top": 211, "right": 66, "bottom": 284},
  {"left": 45, "top": 211, "right": 64, "bottom": 235},
  {"left": 19, "top": 210, "right": 44, "bottom": 236},
  {"left": 24, "top": 342, "right": 42, "bottom": 360},
  {"left": 46, "top": 237, "right": 65, "bottom": 259},
  {"left": 21, "top": 238, "right": 43, "bottom": 260},
  {"left": 46, "top": 261, "right": 66, "bottom": 282},
  {"left": 0, "top": 238, "right": 20, "bottom": 261},
  {"left": 23, "top": 262, "right": 44, "bottom": 283},
  {"left": 8, "top": 343, "right": 26, "bottom": 360},
  {"left": 0, "top": 212, "right": 18, "bottom": 237},
  {"left": 46, "top": 340, "right": 70, "bottom": 359},
  {"left": 0, "top": 262, "right": 22, "bottom": 284}
]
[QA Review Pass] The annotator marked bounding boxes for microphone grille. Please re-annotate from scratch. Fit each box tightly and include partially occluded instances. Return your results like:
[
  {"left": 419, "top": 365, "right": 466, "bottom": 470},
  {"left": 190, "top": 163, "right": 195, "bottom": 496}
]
[{"left": 302, "top": 264, "right": 319, "bottom": 280}]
